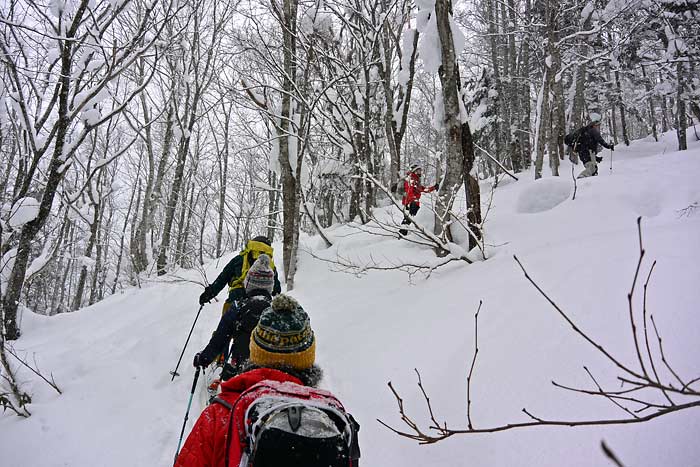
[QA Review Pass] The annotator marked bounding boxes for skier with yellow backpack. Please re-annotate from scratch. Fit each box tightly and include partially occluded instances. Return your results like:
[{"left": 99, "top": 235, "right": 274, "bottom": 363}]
[
  {"left": 197, "top": 236, "right": 282, "bottom": 388},
  {"left": 199, "top": 235, "right": 282, "bottom": 312}
]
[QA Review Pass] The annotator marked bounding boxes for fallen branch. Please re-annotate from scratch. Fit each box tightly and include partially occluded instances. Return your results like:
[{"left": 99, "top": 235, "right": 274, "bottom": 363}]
[{"left": 4, "top": 345, "right": 62, "bottom": 394}]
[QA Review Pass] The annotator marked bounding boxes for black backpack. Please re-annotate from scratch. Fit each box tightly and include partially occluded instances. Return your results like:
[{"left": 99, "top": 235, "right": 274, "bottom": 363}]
[
  {"left": 235, "top": 296, "right": 270, "bottom": 334},
  {"left": 390, "top": 180, "right": 406, "bottom": 198},
  {"left": 214, "top": 379, "right": 361, "bottom": 467},
  {"left": 564, "top": 127, "right": 584, "bottom": 150}
]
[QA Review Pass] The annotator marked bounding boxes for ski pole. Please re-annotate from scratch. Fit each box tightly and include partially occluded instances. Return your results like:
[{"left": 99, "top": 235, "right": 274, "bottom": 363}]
[
  {"left": 173, "top": 366, "right": 201, "bottom": 466},
  {"left": 609, "top": 148, "right": 613, "bottom": 172},
  {"left": 170, "top": 304, "right": 204, "bottom": 380}
]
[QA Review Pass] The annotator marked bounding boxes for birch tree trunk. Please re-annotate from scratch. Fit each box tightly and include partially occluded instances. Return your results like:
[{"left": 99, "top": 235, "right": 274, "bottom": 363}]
[
  {"left": 132, "top": 99, "right": 174, "bottom": 273},
  {"left": 534, "top": 71, "right": 550, "bottom": 180},
  {"left": 279, "top": 0, "right": 301, "bottom": 289}
]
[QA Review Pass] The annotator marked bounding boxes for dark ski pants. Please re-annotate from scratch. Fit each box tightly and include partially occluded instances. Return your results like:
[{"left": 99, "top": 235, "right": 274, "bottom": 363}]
[{"left": 399, "top": 202, "right": 420, "bottom": 235}]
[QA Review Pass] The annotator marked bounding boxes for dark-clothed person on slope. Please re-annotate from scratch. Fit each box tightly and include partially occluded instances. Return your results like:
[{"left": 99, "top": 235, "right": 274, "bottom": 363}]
[
  {"left": 193, "top": 254, "right": 275, "bottom": 380},
  {"left": 399, "top": 164, "right": 438, "bottom": 236},
  {"left": 568, "top": 113, "right": 614, "bottom": 178},
  {"left": 198, "top": 236, "right": 281, "bottom": 313},
  {"left": 176, "top": 295, "right": 361, "bottom": 467}
]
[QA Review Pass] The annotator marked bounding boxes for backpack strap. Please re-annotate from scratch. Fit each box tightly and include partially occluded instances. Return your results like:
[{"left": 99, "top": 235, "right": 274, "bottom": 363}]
[
  {"left": 348, "top": 412, "right": 361, "bottom": 463},
  {"left": 212, "top": 397, "right": 233, "bottom": 410},
  {"left": 211, "top": 397, "right": 237, "bottom": 467}
]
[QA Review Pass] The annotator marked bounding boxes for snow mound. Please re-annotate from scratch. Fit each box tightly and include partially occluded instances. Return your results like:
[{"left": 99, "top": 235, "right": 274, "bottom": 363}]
[
  {"left": 621, "top": 186, "right": 665, "bottom": 217},
  {"left": 516, "top": 178, "right": 571, "bottom": 213}
]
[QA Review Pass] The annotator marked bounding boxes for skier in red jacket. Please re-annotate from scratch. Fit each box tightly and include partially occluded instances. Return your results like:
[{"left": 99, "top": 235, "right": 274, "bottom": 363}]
[
  {"left": 175, "top": 367, "right": 310, "bottom": 467},
  {"left": 399, "top": 164, "right": 438, "bottom": 236},
  {"left": 174, "top": 295, "right": 359, "bottom": 467}
]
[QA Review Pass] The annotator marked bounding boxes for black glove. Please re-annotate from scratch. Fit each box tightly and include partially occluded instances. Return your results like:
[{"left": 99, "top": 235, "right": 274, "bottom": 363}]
[
  {"left": 193, "top": 352, "right": 211, "bottom": 368},
  {"left": 433, "top": 183, "right": 439, "bottom": 190},
  {"left": 596, "top": 156, "right": 603, "bottom": 163},
  {"left": 610, "top": 145, "right": 615, "bottom": 151},
  {"left": 199, "top": 287, "right": 214, "bottom": 305}
]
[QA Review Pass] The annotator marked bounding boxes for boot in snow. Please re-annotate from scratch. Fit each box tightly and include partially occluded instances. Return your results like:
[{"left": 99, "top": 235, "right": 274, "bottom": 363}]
[{"left": 577, "top": 161, "right": 598, "bottom": 179}]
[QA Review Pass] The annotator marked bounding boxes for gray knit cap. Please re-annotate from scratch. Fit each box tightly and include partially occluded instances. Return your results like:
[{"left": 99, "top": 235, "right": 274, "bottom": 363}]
[{"left": 244, "top": 254, "right": 275, "bottom": 294}]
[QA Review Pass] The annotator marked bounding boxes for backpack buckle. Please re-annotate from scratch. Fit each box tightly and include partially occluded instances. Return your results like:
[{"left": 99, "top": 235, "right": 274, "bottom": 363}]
[{"left": 286, "top": 405, "right": 303, "bottom": 432}]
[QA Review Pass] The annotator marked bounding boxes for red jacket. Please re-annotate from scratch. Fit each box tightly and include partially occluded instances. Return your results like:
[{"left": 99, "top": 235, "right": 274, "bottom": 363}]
[
  {"left": 174, "top": 368, "right": 303, "bottom": 467},
  {"left": 402, "top": 171, "right": 435, "bottom": 207}
]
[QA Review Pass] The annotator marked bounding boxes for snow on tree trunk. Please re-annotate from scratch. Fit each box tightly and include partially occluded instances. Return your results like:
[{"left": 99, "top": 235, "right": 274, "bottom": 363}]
[
  {"left": 280, "top": 0, "right": 301, "bottom": 290},
  {"left": 534, "top": 71, "right": 549, "bottom": 180},
  {"left": 676, "top": 62, "right": 688, "bottom": 151},
  {"left": 433, "top": 0, "right": 465, "bottom": 248},
  {"left": 615, "top": 70, "right": 630, "bottom": 146}
]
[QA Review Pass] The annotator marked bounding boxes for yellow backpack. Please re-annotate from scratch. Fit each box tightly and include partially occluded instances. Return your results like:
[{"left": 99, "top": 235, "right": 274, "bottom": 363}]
[{"left": 227, "top": 240, "right": 276, "bottom": 292}]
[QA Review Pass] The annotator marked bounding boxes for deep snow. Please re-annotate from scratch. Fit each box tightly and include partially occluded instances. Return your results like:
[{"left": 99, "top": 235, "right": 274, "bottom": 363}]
[{"left": 1, "top": 130, "right": 699, "bottom": 466}]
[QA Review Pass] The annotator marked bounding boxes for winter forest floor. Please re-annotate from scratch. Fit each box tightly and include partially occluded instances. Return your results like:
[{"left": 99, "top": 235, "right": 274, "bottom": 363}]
[{"left": 1, "top": 130, "right": 699, "bottom": 466}]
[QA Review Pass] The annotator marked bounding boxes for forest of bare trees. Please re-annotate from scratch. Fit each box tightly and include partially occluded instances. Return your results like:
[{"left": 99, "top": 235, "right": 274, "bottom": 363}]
[{"left": 1, "top": 0, "right": 698, "bottom": 345}]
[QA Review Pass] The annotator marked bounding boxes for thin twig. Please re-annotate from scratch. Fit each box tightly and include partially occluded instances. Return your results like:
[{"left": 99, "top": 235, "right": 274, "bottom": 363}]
[
  {"left": 513, "top": 255, "right": 643, "bottom": 381},
  {"left": 627, "top": 217, "right": 650, "bottom": 380},
  {"left": 4, "top": 346, "right": 62, "bottom": 394},
  {"left": 640, "top": 261, "right": 673, "bottom": 404},
  {"left": 466, "top": 301, "right": 483, "bottom": 430},
  {"left": 584, "top": 366, "right": 638, "bottom": 418},
  {"left": 415, "top": 369, "right": 444, "bottom": 432},
  {"left": 601, "top": 440, "right": 626, "bottom": 467},
  {"left": 649, "top": 315, "right": 687, "bottom": 389}
]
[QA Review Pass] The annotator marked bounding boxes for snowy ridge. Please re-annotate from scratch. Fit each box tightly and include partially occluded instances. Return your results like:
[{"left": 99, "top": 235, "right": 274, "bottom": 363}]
[{"left": 1, "top": 131, "right": 699, "bottom": 466}]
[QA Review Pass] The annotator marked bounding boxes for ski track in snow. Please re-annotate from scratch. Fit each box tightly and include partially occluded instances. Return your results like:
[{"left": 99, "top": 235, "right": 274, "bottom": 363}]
[{"left": 2, "top": 130, "right": 700, "bottom": 466}]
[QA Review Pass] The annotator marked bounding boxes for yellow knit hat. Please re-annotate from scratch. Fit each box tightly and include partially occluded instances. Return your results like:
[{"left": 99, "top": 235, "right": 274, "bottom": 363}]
[{"left": 249, "top": 294, "right": 316, "bottom": 370}]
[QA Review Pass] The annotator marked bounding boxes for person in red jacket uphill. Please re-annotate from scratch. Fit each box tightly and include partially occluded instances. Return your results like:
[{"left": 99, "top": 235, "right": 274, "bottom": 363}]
[
  {"left": 175, "top": 294, "right": 360, "bottom": 467},
  {"left": 399, "top": 164, "right": 438, "bottom": 236}
]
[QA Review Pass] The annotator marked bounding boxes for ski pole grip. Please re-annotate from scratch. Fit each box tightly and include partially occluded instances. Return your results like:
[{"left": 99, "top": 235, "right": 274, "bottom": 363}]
[{"left": 190, "top": 367, "right": 201, "bottom": 394}]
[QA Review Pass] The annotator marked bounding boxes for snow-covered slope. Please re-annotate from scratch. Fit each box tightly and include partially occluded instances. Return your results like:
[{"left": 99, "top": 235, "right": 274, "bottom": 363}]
[{"left": 2, "top": 131, "right": 699, "bottom": 466}]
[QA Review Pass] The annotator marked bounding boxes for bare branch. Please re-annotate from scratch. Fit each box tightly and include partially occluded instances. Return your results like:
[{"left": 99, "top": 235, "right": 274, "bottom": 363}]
[{"left": 466, "top": 301, "right": 483, "bottom": 430}]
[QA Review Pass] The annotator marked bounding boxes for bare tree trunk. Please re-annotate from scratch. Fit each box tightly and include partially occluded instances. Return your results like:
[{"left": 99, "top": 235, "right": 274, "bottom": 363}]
[
  {"left": 89, "top": 201, "right": 108, "bottom": 305},
  {"left": 615, "top": 70, "right": 630, "bottom": 146},
  {"left": 610, "top": 104, "right": 619, "bottom": 145},
  {"left": 433, "top": 0, "right": 464, "bottom": 248},
  {"left": 520, "top": 0, "right": 533, "bottom": 169},
  {"left": 71, "top": 201, "right": 101, "bottom": 311},
  {"left": 158, "top": 135, "right": 189, "bottom": 275},
  {"left": 112, "top": 179, "right": 138, "bottom": 295},
  {"left": 130, "top": 61, "right": 158, "bottom": 273},
  {"left": 506, "top": 0, "right": 521, "bottom": 172},
  {"left": 157, "top": 3, "right": 223, "bottom": 275},
  {"left": 641, "top": 66, "right": 659, "bottom": 141},
  {"left": 2, "top": 15, "right": 85, "bottom": 337},
  {"left": 486, "top": 0, "right": 504, "bottom": 164},
  {"left": 534, "top": 70, "right": 550, "bottom": 180},
  {"left": 378, "top": 0, "right": 418, "bottom": 188},
  {"left": 548, "top": 22, "right": 564, "bottom": 177},
  {"left": 676, "top": 62, "right": 688, "bottom": 151},
  {"left": 216, "top": 102, "right": 231, "bottom": 257},
  {"left": 266, "top": 171, "right": 280, "bottom": 242},
  {"left": 279, "top": 0, "right": 301, "bottom": 289},
  {"left": 462, "top": 123, "right": 482, "bottom": 250}
]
